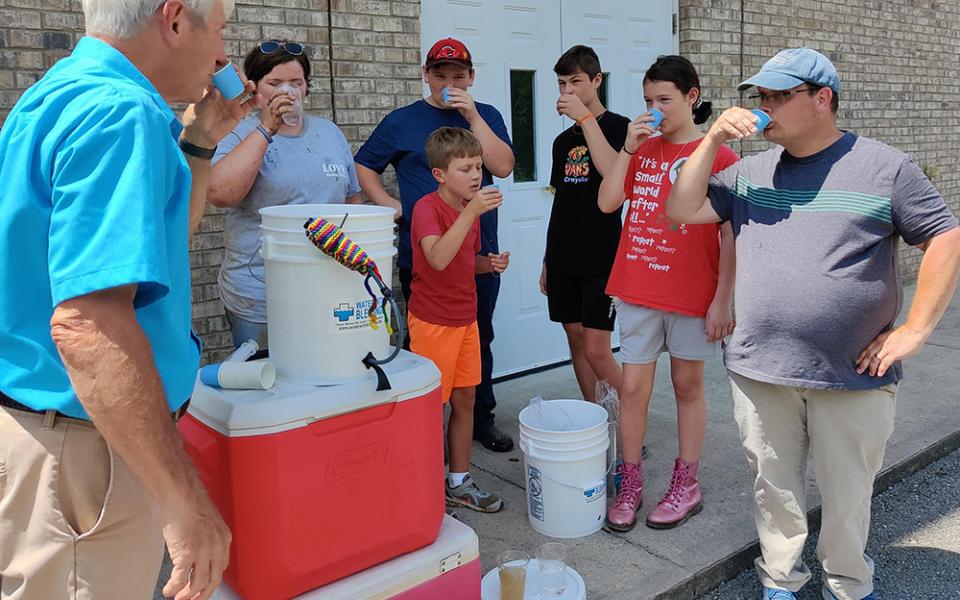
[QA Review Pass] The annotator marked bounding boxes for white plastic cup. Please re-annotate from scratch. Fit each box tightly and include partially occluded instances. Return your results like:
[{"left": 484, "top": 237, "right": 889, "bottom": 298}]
[
  {"left": 201, "top": 361, "right": 276, "bottom": 390},
  {"left": 228, "top": 339, "right": 259, "bottom": 363},
  {"left": 212, "top": 63, "right": 245, "bottom": 100}
]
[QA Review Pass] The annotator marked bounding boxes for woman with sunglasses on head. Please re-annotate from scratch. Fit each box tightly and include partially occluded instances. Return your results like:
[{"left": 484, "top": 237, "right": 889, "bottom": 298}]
[
  {"left": 208, "top": 40, "right": 362, "bottom": 349},
  {"left": 597, "top": 55, "right": 739, "bottom": 532}
]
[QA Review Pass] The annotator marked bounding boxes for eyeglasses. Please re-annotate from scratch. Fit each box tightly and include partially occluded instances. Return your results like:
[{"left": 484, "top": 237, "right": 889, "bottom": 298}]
[
  {"left": 258, "top": 41, "right": 304, "bottom": 56},
  {"left": 747, "top": 87, "right": 818, "bottom": 106}
]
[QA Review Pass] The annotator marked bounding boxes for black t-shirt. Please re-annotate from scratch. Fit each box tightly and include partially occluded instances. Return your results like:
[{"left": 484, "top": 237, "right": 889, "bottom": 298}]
[{"left": 545, "top": 111, "right": 630, "bottom": 275}]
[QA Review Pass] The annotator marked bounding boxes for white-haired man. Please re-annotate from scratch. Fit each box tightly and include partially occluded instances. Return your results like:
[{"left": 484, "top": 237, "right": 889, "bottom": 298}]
[{"left": 0, "top": 1, "right": 254, "bottom": 599}]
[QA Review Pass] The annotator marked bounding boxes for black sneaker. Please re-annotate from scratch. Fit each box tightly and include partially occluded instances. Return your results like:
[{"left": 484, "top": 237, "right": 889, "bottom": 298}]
[{"left": 473, "top": 424, "right": 514, "bottom": 452}]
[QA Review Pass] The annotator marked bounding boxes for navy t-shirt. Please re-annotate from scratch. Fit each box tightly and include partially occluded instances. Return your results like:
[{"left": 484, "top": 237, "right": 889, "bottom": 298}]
[{"left": 354, "top": 99, "right": 513, "bottom": 269}]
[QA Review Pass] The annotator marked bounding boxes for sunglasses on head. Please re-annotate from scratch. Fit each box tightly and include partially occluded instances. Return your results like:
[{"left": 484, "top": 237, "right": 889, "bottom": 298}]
[{"left": 258, "top": 41, "right": 304, "bottom": 56}]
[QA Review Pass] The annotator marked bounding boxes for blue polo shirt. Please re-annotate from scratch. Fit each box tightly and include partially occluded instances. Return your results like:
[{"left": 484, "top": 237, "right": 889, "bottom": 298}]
[{"left": 0, "top": 37, "right": 200, "bottom": 419}]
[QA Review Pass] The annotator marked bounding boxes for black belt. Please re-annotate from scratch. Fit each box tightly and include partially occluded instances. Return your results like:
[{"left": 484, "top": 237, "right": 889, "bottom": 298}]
[
  {"left": 0, "top": 390, "right": 189, "bottom": 422},
  {"left": 0, "top": 391, "right": 68, "bottom": 417}
]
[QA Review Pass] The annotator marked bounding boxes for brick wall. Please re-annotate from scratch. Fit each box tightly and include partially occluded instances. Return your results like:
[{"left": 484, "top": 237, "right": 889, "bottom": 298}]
[
  {"left": 679, "top": 0, "right": 960, "bottom": 278},
  {"left": 2, "top": 1, "right": 957, "bottom": 363}
]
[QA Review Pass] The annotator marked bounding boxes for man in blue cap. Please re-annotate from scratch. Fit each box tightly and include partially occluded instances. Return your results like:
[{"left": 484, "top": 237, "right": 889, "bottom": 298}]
[{"left": 666, "top": 48, "right": 960, "bottom": 600}]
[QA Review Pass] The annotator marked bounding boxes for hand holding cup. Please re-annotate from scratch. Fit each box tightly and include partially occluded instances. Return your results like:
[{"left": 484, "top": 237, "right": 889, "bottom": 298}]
[
  {"left": 183, "top": 64, "right": 257, "bottom": 149},
  {"left": 709, "top": 106, "right": 767, "bottom": 142},
  {"left": 556, "top": 92, "right": 591, "bottom": 123},
  {"left": 466, "top": 186, "right": 503, "bottom": 217},
  {"left": 260, "top": 91, "right": 296, "bottom": 135},
  {"left": 623, "top": 112, "right": 659, "bottom": 154}
]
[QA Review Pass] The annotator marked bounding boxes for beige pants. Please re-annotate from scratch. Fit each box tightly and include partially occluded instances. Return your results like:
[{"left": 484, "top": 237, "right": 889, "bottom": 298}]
[
  {"left": 729, "top": 372, "right": 897, "bottom": 600},
  {"left": 0, "top": 407, "right": 164, "bottom": 600}
]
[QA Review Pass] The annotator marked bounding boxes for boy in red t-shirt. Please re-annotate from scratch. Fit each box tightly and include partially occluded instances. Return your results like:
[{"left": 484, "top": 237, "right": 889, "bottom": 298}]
[{"left": 410, "top": 127, "right": 510, "bottom": 513}]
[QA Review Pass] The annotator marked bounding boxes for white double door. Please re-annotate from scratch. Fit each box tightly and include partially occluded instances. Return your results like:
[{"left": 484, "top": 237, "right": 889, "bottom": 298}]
[{"left": 421, "top": 0, "right": 677, "bottom": 377}]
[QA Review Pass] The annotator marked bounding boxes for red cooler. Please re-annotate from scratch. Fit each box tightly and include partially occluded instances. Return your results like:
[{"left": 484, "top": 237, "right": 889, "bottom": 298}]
[
  {"left": 179, "top": 351, "right": 444, "bottom": 600},
  {"left": 212, "top": 515, "right": 481, "bottom": 600}
]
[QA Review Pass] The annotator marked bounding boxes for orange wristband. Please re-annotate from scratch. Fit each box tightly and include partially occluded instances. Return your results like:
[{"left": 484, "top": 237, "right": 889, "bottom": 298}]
[{"left": 576, "top": 112, "right": 595, "bottom": 126}]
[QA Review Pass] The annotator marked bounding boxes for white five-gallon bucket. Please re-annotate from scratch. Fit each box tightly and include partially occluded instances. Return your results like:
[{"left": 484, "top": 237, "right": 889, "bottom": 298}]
[
  {"left": 259, "top": 204, "right": 397, "bottom": 385},
  {"left": 518, "top": 400, "right": 610, "bottom": 539}
]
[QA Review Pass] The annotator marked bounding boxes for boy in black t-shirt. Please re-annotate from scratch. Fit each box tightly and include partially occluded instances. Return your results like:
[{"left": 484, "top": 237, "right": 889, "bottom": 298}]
[{"left": 542, "top": 45, "right": 629, "bottom": 401}]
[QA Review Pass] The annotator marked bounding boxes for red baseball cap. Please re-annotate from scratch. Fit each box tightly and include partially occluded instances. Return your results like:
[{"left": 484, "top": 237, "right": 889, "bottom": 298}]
[{"left": 425, "top": 38, "right": 473, "bottom": 69}]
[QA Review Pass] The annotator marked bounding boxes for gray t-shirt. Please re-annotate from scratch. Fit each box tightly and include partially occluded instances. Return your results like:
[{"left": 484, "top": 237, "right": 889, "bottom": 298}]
[
  {"left": 708, "top": 132, "right": 957, "bottom": 390},
  {"left": 213, "top": 115, "right": 361, "bottom": 322}
]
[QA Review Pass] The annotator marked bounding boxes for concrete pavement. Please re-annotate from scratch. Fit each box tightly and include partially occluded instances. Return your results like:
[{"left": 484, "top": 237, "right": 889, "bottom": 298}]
[
  {"left": 698, "top": 447, "right": 960, "bottom": 599},
  {"left": 455, "top": 282, "right": 960, "bottom": 599}
]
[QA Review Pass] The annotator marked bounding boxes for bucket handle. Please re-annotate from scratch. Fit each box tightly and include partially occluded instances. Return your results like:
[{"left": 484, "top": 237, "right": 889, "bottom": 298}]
[
  {"left": 247, "top": 239, "right": 265, "bottom": 284},
  {"left": 522, "top": 438, "right": 615, "bottom": 492}
]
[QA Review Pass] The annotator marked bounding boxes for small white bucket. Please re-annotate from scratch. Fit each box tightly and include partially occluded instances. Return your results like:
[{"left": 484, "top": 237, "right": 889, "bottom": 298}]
[
  {"left": 259, "top": 204, "right": 397, "bottom": 385},
  {"left": 518, "top": 400, "right": 610, "bottom": 538}
]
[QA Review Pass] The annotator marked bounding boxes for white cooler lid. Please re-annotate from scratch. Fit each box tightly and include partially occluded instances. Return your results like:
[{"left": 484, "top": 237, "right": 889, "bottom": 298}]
[
  {"left": 188, "top": 350, "right": 440, "bottom": 437},
  {"left": 211, "top": 515, "right": 479, "bottom": 600}
]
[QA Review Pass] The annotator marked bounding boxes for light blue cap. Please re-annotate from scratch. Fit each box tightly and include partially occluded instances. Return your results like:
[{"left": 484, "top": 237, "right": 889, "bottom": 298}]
[
  {"left": 738, "top": 48, "right": 840, "bottom": 95},
  {"left": 200, "top": 364, "right": 222, "bottom": 388}
]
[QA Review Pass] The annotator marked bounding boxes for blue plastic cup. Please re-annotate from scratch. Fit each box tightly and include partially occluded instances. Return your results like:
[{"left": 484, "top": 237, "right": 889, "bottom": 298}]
[
  {"left": 751, "top": 109, "right": 771, "bottom": 133},
  {"left": 648, "top": 108, "right": 665, "bottom": 129},
  {"left": 212, "top": 63, "right": 245, "bottom": 100},
  {"left": 441, "top": 87, "right": 450, "bottom": 104}
]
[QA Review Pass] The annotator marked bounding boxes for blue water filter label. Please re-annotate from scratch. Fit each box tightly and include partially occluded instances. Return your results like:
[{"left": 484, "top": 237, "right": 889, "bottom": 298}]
[{"left": 527, "top": 464, "right": 545, "bottom": 521}]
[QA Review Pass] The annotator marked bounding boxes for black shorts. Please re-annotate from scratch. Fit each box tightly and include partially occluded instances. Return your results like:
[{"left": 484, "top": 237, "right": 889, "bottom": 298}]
[{"left": 546, "top": 269, "right": 616, "bottom": 331}]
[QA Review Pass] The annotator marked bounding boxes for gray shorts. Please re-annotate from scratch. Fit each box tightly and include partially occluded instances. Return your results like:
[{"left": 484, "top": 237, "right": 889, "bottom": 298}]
[{"left": 614, "top": 299, "right": 717, "bottom": 364}]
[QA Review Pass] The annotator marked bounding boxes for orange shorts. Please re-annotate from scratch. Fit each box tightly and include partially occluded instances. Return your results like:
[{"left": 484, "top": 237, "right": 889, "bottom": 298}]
[{"left": 408, "top": 313, "right": 481, "bottom": 403}]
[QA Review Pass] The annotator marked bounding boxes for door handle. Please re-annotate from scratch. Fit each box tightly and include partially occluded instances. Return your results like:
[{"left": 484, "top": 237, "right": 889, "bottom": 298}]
[{"left": 542, "top": 185, "right": 555, "bottom": 195}]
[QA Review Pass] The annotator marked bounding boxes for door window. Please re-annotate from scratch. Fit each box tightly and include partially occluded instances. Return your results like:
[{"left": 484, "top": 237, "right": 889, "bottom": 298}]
[{"left": 509, "top": 69, "right": 537, "bottom": 183}]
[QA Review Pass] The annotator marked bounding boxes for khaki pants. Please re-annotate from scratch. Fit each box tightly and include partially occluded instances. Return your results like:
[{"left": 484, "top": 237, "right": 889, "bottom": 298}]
[
  {"left": 729, "top": 372, "right": 896, "bottom": 600},
  {"left": 0, "top": 407, "right": 164, "bottom": 600}
]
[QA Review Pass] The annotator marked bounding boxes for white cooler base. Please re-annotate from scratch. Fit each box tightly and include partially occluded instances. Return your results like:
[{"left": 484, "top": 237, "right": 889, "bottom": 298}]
[
  {"left": 212, "top": 515, "right": 479, "bottom": 600},
  {"left": 481, "top": 559, "right": 586, "bottom": 600}
]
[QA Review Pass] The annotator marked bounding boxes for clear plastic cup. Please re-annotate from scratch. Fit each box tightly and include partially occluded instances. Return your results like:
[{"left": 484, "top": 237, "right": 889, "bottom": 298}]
[
  {"left": 275, "top": 82, "right": 304, "bottom": 128},
  {"left": 537, "top": 542, "right": 567, "bottom": 597},
  {"left": 497, "top": 550, "right": 529, "bottom": 600}
]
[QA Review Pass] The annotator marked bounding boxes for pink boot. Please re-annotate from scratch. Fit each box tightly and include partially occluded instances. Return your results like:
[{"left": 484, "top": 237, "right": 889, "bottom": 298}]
[
  {"left": 646, "top": 458, "right": 703, "bottom": 529},
  {"left": 605, "top": 461, "right": 642, "bottom": 532}
]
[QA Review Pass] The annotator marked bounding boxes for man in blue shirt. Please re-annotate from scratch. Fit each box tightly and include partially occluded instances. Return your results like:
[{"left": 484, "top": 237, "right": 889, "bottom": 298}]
[
  {"left": 355, "top": 38, "right": 516, "bottom": 452},
  {"left": 0, "top": 1, "right": 255, "bottom": 598}
]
